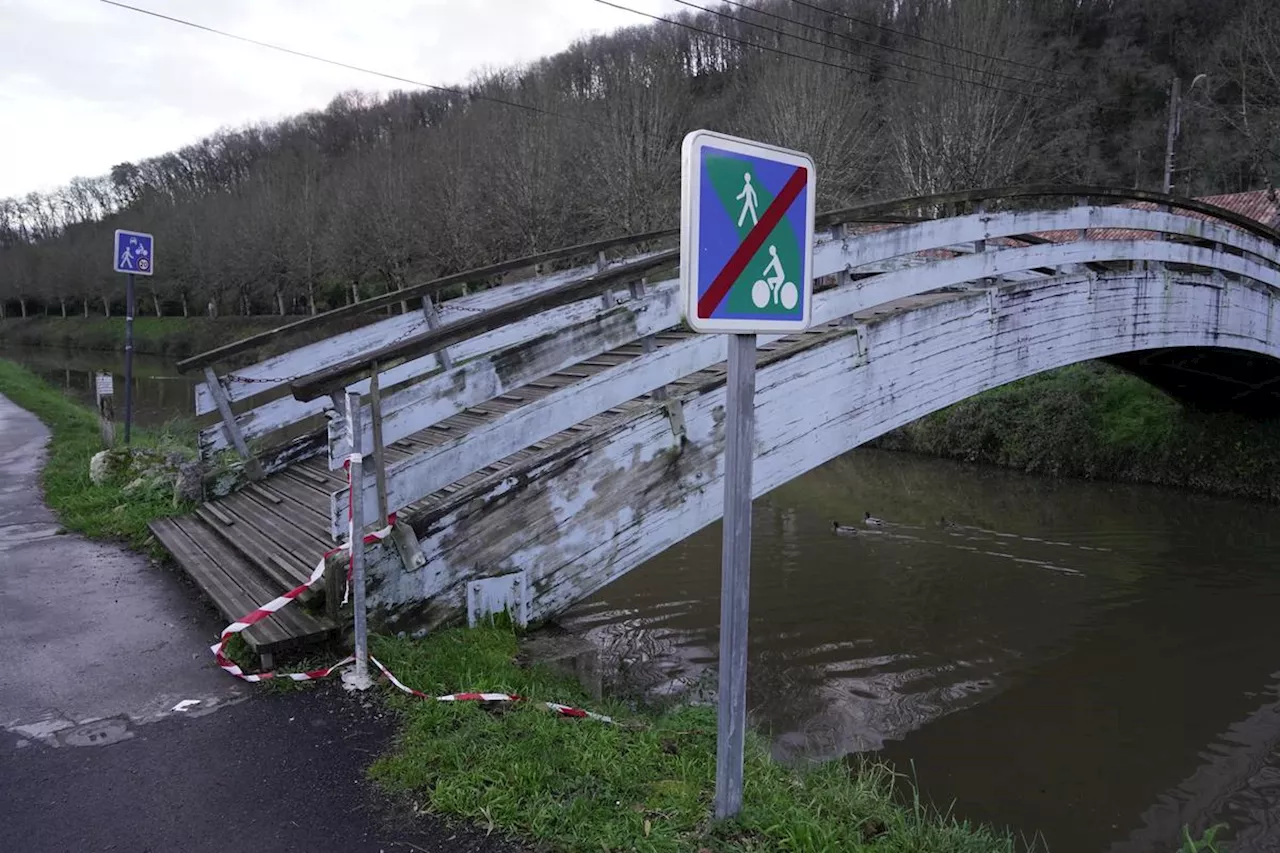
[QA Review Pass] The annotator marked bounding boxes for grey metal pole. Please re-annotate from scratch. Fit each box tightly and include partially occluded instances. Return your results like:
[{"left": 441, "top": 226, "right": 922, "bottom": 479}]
[
  {"left": 124, "top": 273, "right": 135, "bottom": 444},
  {"left": 714, "top": 333, "right": 757, "bottom": 820},
  {"left": 343, "top": 390, "right": 373, "bottom": 690}
]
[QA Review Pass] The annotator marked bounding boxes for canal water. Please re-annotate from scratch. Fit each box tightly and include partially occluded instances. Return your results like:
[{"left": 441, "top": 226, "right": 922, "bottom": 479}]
[
  {"left": 0, "top": 344, "right": 198, "bottom": 428},
  {"left": 562, "top": 449, "right": 1280, "bottom": 852},
  {"left": 6, "top": 341, "right": 1279, "bottom": 850}
]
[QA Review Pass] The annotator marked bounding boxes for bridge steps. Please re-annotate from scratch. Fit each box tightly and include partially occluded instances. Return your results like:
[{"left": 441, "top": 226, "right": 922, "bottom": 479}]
[{"left": 150, "top": 331, "right": 721, "bottom": 658}]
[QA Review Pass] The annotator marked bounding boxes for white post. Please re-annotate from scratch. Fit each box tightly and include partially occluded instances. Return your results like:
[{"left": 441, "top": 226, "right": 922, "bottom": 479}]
[
  {"left": 714, "top": 333, "right": 757, "bottom": 819},
  {"left": 342, "top": 390, "right": 374, "bottom": 691}
]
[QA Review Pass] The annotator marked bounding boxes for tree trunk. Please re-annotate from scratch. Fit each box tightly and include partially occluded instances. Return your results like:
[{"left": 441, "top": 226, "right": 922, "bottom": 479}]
[
  {"left": 350, "top": 280, "right": 360, "bottom": 305},
  {"left": 83, "top": 298, "right": 89, "bottom": 318},
  {"left": 181, "top": 294, "right": 189, "bottom": 317},
  {"left": 19, "top": 299, "right": 27, "bottom": 318},
  {"left": 102, "top": 297, "right": 111, "bottom": 318},
  {"left": 307, "top": 280, "right": 317, "bottom": 315},
  {"left": 276, "top": 289, "right": 286, "bottom": 316},
  {"left": 60, "top": 299, "right": 67, "bottom": 318},
  {"left": 153, "top": 293, "right": 162, "bottom": 318},
  {"left": 207, "top": 300, "right": 217, "bottom": 319}
]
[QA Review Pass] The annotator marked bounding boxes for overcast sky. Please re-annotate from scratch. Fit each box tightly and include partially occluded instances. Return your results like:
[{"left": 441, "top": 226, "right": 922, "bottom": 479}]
[{"left": 0, "top": 0, "right": 680, "bottom": 199}]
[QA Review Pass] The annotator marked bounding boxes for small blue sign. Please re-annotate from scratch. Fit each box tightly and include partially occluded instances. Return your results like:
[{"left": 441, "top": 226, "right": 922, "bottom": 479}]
[{"left": 113, "top": 229, "right": 154, "bottom": 276}]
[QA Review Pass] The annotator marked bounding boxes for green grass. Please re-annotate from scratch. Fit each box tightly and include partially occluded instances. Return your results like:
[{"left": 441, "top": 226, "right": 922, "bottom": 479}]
[
  {"left": 0, "top": 359, "right": 196, "bottom": 550},
  {"left": 369, "top": 625, "right": 1037, "bottom": 853},
  {"left": 875, "top": 362, "right": 1280, "bottom": 502}
]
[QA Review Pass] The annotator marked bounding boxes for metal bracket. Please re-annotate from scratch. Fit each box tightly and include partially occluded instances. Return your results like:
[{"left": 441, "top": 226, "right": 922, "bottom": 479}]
[
  {"left": 389, "top": 521, "right": 426, "bottom": 572},
  {"left": 466, "top": 571, "right": 529, "bottom": 627},
  {"left": 662, "top": 397, "right": 687, "bottom": 441}
]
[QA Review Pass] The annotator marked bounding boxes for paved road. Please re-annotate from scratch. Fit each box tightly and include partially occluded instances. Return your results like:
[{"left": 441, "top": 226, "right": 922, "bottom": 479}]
[{"left": 0, "top": 395, "right": 522, "bottom": 853}]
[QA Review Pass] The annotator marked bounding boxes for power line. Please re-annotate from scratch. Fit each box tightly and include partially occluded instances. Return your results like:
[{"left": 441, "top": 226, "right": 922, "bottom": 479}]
[
  {"left": 670, "top": 0, "right": 1065, "bottom": 102},
  {"left": 786, "top": 0, "right": 1074, "bottom": 80},
  {"left": 590, "top": 0, "right": 920, "bottom": 86},
  {"left": 707, "top": 0, "right": 1064, "bottom": 91},
  {"left": 97, "top": 0, "right": 591, "bottom": 127}
]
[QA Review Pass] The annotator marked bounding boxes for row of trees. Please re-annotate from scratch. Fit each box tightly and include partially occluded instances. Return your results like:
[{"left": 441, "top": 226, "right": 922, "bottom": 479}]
[{"left": 3, "top": 0, "right": 1278, "bottom": 319}]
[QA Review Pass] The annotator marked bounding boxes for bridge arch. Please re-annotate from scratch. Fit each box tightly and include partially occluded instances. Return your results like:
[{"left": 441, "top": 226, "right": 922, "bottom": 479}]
[{"left": 368, "top": 265, "right": 1280, "bottom": 632}]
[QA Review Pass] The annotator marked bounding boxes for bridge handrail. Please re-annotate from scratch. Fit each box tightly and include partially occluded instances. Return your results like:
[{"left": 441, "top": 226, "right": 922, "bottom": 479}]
[
  {"left": 289, "top": 248, "right": 680, "bottom": 402},
  {"left": 817, "top": 184, "right": 1280, "bottom": 246},
  {"left": 175, "top": 227, "right": 679, "bottom": 373}
]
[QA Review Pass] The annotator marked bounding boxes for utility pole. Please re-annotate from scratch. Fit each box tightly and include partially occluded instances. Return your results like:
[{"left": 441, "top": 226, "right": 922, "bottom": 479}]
[{"left": 1162, "top": 76, "right": 1182, "bottom": 195}]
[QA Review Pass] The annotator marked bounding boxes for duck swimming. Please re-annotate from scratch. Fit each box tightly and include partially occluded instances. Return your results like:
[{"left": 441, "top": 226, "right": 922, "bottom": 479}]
[
  {"left": 832, "top": 520, "right": 859, "bottom": 536},
  {"left": 939, "top": 516, "right": 959, "bottom": 530},
  {"left": 863, "top": 512, "right": 886, "bottom": 527}
]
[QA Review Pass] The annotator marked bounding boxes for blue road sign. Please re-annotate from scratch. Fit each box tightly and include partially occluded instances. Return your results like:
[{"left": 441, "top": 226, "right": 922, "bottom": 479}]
[
  {"left": 113, "top": 229, "right": 154, "bottom": 276},
  {"left": 680, "top": 130, "right": 816, "bottom": 334}
]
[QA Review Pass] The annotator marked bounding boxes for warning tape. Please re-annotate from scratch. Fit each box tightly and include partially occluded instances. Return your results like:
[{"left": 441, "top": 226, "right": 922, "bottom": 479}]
[
  {"left": 370, "top": 655, "right": 613, "bottom": 723},
  {"left": 208, "top": 460, "right": 613, "bottom": 721}
]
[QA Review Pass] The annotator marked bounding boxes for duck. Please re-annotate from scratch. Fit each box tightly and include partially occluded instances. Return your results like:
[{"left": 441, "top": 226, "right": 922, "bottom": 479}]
[
  {"left": 863, "top": 512, "right": 886, "bottom": 527},
  {"left": 832, "top": 520, "right": 859, "bottom": 536},
  {"left": 938, "top": 516, "right": 959, "bottom": 530}
]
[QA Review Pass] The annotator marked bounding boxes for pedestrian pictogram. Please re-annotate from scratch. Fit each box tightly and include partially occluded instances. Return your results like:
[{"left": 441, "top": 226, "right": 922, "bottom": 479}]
[
  {"left": 113, "top": 229, "right": 155, "bottom": 276},
  {"left": 680, "top": 130, "right": 815, "bottom": 334}
]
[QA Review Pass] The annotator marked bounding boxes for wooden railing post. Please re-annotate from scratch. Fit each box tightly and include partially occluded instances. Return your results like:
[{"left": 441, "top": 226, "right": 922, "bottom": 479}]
[
  {"left": 202, "top": 366, "right": 263, "bottom": 480},
  {"left": 421, "top": 295, "right": 453, "bottom": 370},
  {"left": 369, "top": 362, "right": 390, "bottom": 526}
]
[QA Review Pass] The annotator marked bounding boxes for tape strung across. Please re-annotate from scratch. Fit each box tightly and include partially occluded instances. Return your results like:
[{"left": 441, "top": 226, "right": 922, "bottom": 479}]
[
  {"left": 370, "top": 655, "right": 614, "bottom": 723},
  {"left": 209, "top": 459, "right": 613, "bottom": 722},
  {"left": 211, "top": 455, "right": 394, "bottom": 682}
]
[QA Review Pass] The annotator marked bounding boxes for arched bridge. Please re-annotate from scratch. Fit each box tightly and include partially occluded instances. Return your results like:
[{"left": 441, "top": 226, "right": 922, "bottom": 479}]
[{"left": 151, "top": 187, "right": 1280, "bottom": 662}]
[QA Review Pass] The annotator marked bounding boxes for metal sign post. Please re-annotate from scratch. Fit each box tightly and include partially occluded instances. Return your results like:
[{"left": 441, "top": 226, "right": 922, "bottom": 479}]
[
  {"left": 679, "top": 129, "right": 815, "bottom": 820},
  {"left": 112, "top": 229, "right": 154, "bottom": 444},
  {"left": 342, "top": 391, "right": 374, "bottom": 691}
]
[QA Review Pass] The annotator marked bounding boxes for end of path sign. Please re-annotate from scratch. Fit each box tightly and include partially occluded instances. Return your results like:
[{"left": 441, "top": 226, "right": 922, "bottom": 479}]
[
  {"left": 680, "top": 130, "right": 816, "bottom": 334},
  {"left": 113, "top": 229, "right": 154, "bottom": 276}
]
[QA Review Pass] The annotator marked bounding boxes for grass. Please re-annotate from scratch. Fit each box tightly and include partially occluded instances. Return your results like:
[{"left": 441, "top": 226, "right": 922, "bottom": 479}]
[
  {"left": 369, "top": 624, "right": 1037, "bottom": 853},
  {"left": 0, "top": 359, "right": 196, "bottom": 550},
  {"left": 874, "top": 362, "right": 1280, "bottom": 502}
]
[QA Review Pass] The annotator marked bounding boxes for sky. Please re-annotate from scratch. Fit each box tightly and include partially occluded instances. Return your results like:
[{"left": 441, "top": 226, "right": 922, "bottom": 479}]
[{"left": 0, "top": 0, "right": 681, "bottom": 199}]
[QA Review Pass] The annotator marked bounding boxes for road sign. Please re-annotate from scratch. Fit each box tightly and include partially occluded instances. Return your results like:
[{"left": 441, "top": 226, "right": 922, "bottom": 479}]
[
  {"left": 113, "top": 229, "right": 154, "bottom": 276},
  {"left": 680, "top": 130, "right": 816, "bottom": 334}
]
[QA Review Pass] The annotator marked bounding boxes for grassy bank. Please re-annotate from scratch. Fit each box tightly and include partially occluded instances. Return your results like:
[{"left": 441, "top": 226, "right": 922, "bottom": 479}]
[
  {"left": 874, "top": 362, "right": 1280, "bottom": 502},
  {"left": 0, "top": 316, "right": 284, "bottom": 360},
  {"left": 369, "top": 625, "right": 1034, "bottom": 853},
  {"left": 0, "top": 360, "right": 195, "bottom": 549}
]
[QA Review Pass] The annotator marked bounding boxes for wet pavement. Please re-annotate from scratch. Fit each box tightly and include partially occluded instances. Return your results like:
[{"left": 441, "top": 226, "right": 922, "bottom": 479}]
[{"left": 0, "top": 394, "right": 523, "bottom": 852}]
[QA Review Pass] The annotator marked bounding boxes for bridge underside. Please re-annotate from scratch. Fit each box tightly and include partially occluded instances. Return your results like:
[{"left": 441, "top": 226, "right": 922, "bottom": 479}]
[
  {"left": 1107, "top": 347, "right": 1280, "bottom": 418},
  {"left": 365, "top": 269, "right": 1280, "bottom": 634}
]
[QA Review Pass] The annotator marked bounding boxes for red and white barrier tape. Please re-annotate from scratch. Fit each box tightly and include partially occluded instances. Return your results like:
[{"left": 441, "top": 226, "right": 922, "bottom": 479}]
[
  {"left": 211, "top": 454, "right": 393, "bottom": 682},
  {"left": 208, "top": 458, "right": 612, "bottom": 721},
  {"left": 370, "top": 656, "right": 613, "bottom": 723}
]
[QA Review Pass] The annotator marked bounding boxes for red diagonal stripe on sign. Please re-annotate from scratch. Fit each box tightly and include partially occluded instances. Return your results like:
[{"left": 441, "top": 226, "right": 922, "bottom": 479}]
[{"left": 697, "top": 165, "right": 808, "bottom": 319}]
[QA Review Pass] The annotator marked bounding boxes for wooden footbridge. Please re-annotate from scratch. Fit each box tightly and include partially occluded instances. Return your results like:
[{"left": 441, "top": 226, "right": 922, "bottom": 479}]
[{"left": 150, "top": 187, "right": 1280, "bottom": 665}]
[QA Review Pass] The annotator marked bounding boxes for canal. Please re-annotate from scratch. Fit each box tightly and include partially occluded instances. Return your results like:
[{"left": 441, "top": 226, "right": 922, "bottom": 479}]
[
  {"left": 563, "top": 449, "right": 1280, "bottom": 852},
  {"left": 0, "top": 344, "right": 199, "bottom": 428},
  {"left": 5, "top": 343, "right": 1278, "bottom": 850}
]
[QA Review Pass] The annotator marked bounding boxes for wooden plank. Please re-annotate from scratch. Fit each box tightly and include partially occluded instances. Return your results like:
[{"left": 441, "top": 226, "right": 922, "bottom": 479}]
[
  {"left": 193, "top": 256, "right": 609, "bottom": 412},
  {"left": 291, "top": 249, "right": 680, "bottom": 402},
  {"left": 180, "top": 231, "right": 677, "bottom": 374},
  {"left": 325, "top": 281, "right": 683, "bottom": 468}
]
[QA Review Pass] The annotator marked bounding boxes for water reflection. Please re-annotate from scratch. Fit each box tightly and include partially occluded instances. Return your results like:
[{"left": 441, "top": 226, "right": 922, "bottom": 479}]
[
  {"left": 0, "top": 345, "right": 195, "bottom": 427},
  {"left": 562, "top": 449, "right": 1280, "bottom": 852}
]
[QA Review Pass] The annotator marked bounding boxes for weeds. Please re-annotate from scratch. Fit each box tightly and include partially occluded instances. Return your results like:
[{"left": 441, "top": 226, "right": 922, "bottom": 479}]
[{"left": 369, "top": 625, "right": 1033, "bottom": 853}]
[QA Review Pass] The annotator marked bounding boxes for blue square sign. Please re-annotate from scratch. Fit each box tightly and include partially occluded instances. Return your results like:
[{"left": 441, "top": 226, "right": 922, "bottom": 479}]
[
  {"left": 113, "top": 229, "right": 154, "bottom": 276},
  {"left": 680, "top": 130, "right": 815, "bottom": 334}
]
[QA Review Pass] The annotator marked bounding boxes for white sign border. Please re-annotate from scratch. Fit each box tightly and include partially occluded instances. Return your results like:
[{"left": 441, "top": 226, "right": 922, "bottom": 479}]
[
  {"left": 113, "top": 229, "right": 155, "bottom": 277},
  {"left": 680, "top": 129, "right": 816, "bottom": 335}
]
